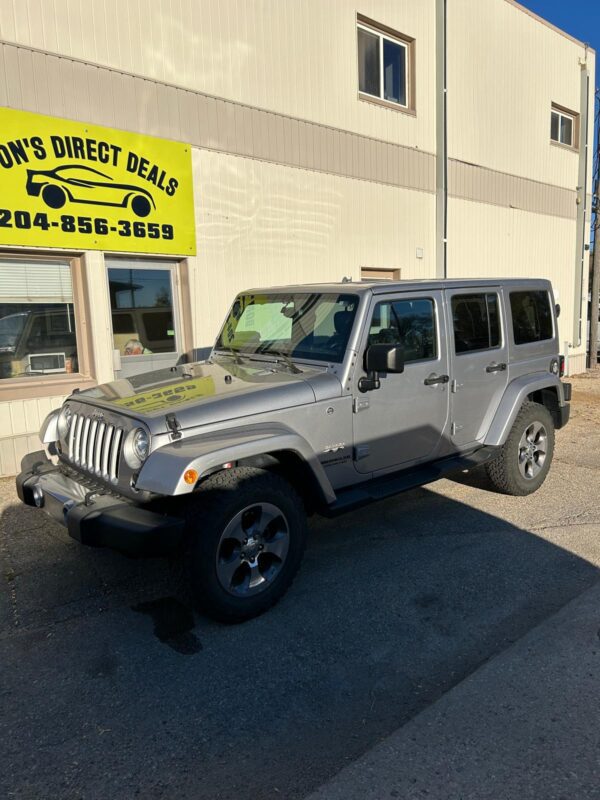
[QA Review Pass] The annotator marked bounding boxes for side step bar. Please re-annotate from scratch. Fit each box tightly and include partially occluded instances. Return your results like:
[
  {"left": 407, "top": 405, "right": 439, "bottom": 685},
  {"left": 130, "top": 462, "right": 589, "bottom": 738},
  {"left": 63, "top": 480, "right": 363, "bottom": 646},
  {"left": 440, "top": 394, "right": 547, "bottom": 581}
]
[{"left": 323, "top": 446, "right": 498, "bottom": 517}]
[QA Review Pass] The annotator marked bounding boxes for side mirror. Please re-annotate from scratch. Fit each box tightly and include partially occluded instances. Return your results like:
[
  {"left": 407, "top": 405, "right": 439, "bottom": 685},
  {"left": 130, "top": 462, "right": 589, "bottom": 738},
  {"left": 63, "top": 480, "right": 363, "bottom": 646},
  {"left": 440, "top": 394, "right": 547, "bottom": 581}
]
[
  {"left": 555, "top": 303, "right": 561, "bottom": 318},
  {"left": 359, "top": 344, "right": 404, "bottom": 392},
  {"left": 365, "top": 343, "right": 405, "bottom": 374}
]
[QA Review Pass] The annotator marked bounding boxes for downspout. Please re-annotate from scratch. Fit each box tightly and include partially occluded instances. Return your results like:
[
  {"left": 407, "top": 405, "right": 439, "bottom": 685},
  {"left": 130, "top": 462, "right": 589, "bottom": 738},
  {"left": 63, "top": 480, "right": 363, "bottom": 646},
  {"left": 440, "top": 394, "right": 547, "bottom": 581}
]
[
  {"left": 435, "top": 0, "right": 448, "bottom": 279},
  {"left": 573, "top": 56, "right": 590, "bottom": 347}
]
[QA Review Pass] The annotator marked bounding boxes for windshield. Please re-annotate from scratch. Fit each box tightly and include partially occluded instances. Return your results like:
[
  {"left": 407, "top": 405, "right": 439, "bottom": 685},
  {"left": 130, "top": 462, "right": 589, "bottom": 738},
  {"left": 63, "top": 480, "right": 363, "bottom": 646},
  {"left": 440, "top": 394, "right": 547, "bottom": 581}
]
[
  {"left": 216, "top": 292, "right": 359, "bottom": 363},
  {"left": 0, "top": 312, "right": 28, "bottom": 351}
]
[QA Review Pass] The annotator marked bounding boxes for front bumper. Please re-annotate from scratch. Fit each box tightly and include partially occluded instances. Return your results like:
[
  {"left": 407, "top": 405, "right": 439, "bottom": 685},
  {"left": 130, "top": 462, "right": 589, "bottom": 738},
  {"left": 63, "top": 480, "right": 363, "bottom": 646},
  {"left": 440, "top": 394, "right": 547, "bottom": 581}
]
[{"left": 16, "top": 451, "right": 185, "bottom": 557}]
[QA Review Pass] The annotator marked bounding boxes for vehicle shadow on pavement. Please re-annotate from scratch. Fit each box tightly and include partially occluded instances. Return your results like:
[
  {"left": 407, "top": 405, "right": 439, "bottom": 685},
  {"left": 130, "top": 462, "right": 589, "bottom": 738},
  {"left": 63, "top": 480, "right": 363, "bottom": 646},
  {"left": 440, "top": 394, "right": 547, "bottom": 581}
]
[
  {"left": 1, "top": 483, "right": 598, "bottom": 800},
  {"left": 445, "top": 464, "right": 498, "bottom": 491}
]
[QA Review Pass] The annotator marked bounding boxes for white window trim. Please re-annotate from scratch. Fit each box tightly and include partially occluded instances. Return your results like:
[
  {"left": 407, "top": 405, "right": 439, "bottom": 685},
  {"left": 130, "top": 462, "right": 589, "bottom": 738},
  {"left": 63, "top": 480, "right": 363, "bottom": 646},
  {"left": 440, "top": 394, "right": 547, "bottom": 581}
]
[
  {"left": 551, "top": 108, "right": 575, "bottom": 147},
  {"left": 357, "top": 22, "right": 409, "bottom": 109},
  {"left": 105, "top": 258, "right": 183, "bottom": 363}
]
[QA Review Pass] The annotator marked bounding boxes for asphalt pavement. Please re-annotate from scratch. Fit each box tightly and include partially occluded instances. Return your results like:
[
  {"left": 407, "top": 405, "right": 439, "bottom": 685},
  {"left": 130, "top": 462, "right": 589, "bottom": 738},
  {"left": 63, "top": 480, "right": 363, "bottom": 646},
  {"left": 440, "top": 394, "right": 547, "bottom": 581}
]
[
  {"left": 1, "top": 373, "right": 599, "bottom": 799},
  {"left": 308, "top": 579, "right": 600, "bottom": 800}
]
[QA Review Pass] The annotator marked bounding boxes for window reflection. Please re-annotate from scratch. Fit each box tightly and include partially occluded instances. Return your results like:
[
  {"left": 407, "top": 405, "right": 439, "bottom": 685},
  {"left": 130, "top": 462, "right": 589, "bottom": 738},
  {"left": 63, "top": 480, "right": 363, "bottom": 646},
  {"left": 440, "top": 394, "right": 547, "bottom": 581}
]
[
  {"left": 108, "top": 267, "right": 176, "bottom": 356},
  {"left": 0, "top": 261, "right": 78, "bottom": 379}
]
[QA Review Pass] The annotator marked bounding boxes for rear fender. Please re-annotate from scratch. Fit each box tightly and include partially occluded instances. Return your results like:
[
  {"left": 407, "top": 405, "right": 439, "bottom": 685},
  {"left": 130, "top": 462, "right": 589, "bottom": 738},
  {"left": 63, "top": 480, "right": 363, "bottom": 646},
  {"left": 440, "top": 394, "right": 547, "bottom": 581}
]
[
  {"left": 484, "top": 374, "right": 566, "bottom": 447},
  {"left": 136, "top": 422, "right": 336, "bottom": 504}
]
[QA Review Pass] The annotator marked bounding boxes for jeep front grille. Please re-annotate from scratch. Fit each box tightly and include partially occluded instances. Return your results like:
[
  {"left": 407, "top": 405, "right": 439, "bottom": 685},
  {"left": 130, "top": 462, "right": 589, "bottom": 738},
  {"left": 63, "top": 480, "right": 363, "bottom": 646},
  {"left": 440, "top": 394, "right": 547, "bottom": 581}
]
[{"left": 67, "top": 413, "right": 124, "bottom": 482}]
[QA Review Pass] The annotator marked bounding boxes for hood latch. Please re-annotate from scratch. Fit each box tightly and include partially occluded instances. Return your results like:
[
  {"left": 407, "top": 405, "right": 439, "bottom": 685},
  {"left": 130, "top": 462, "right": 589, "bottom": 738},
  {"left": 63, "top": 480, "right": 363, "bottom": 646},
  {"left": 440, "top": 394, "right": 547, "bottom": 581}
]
[{"left": 166, "top": 413, "right": 183, "bottom": 440}]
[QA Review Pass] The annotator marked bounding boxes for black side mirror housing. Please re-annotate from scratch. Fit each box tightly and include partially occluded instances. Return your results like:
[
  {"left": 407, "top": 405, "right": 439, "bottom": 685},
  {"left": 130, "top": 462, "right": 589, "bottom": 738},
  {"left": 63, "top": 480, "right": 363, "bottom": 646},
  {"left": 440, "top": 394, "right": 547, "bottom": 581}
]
[
  {"left": 555, "top": 303, "right": 561, "bottom": 318},
  {"left": 359, "top": 344, "right": 404, "bottom": 392},
  {"left": 364, "top": 343, "right": 405, "bottom": 374}
]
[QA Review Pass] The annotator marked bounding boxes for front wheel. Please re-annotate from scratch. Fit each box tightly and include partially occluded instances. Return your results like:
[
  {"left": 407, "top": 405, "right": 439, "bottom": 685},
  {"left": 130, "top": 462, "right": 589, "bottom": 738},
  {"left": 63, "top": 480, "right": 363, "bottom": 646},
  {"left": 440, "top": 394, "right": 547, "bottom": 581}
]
[
  {"left": 184, "top": 467, "right": 307, "bottom": 622},
  {"left": 485, "top": 401, "right": 555, "bottom": 496}
]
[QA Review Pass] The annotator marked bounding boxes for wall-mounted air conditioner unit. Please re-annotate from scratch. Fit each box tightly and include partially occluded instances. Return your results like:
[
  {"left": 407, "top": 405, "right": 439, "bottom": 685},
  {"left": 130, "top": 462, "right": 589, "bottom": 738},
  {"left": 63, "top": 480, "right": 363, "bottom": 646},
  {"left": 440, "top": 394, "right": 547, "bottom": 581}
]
[{"left": 27, "top": 353, "right": 67, "bottom": 374}]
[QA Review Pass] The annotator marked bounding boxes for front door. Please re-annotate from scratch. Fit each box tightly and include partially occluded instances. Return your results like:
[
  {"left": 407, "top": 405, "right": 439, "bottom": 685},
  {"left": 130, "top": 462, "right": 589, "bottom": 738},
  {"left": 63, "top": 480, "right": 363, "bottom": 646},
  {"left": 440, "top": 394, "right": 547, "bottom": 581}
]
[
  {"left": 353, "top": 291, "right": 450, "bottom": 474},
  {"left": 447, "top": 287, "right": 509, "bottom": 447}
]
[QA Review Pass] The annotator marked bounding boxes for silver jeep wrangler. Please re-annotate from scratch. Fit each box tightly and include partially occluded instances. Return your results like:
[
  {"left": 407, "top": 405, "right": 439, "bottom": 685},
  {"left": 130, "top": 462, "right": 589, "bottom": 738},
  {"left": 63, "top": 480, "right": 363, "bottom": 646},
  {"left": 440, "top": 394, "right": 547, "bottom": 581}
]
[{"left": 17, "top": 279, "right": 571, "bottom": 621}]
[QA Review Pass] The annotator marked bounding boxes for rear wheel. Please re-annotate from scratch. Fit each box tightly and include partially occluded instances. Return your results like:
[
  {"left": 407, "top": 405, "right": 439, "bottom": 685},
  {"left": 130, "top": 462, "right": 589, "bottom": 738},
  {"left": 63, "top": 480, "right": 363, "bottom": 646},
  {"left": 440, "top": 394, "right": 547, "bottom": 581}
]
[
  {"left": 183, "top": 467, "right": 307, "bottom": 622},
  {"left": 486, "top": 401, "right": 555, "bottom": 496}
]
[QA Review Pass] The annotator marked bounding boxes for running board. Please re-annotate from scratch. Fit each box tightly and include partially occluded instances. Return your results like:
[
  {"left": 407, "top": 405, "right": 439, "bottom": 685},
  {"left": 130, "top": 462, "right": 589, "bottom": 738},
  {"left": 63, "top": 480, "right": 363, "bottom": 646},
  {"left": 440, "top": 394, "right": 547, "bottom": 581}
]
[{"left": 324, "top": 446, "right": 497, "bottom": 517}]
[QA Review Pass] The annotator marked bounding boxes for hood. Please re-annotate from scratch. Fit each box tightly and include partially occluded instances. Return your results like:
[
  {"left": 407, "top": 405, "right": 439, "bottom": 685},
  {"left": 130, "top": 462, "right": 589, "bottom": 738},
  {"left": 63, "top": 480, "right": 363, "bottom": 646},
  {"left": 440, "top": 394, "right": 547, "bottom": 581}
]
[{"left": 73, "top": 357, "right": 342, "bottom": 433}]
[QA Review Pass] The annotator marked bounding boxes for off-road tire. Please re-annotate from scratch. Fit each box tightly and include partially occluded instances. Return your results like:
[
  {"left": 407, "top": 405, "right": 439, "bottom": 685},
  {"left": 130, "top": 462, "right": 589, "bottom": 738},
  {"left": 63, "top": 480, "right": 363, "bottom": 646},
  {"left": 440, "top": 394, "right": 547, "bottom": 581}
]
[
  {"left": 183, "top": 467, "right": 307, "bottom": 623},
  {"left": 485, "top": 401, "right": 555, "bottom": 496}
]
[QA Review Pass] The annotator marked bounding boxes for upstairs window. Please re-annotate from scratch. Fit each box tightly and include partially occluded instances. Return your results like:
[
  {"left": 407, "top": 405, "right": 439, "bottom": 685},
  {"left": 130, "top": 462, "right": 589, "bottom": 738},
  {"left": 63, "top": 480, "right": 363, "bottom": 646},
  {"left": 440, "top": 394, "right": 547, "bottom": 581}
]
[
  {"left": 357, "top": 16, "right": 412, "bottom": 110},
  {"left": 551, "top": 104, "right": 577, "bottom": 148}
]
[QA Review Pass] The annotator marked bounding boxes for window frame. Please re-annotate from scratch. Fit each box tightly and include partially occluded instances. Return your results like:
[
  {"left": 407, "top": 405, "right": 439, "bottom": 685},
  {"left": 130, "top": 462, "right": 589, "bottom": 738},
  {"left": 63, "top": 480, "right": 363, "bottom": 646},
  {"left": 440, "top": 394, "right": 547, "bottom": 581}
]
[
  {"left": 451, "top": 292, "right": 503, "bottom": 356},
  {"left": 105, "top": 258, "right": 183, "bottom": 363},
  {"left": 0, "top": 252, "right": 95, "bottom": 399},
  {"left": 356, "top": 14, "right": 415, "bottom": 114},
  {"left": 509, "top": 290, "right": 554, "bottom": 346},
  {"left": 361, "top": 267, "right": 402, "bottom": 282},
  {"left": 368, "top": 295, "right": 438, "bottom": 365},
  {"left": 550, "top": 103, "right": 578, "bottom": 150}
]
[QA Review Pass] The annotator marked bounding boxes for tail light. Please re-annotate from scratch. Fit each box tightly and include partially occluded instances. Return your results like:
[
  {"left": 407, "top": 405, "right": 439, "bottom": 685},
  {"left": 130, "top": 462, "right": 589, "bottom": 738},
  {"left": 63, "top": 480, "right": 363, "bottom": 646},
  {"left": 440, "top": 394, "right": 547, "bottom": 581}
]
[{"left": 559, "top": 355, "right": 565, "bottom": 378}]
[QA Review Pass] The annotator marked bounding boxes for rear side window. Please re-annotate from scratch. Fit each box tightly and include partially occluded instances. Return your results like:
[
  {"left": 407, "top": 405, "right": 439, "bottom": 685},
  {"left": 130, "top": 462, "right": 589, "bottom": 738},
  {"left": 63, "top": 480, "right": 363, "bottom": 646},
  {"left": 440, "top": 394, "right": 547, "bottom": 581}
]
[
  {"left": 510, "top": 291, "right": 553, "bottom": 345},
  {"left": 368, "top": 297, "right": 436, "bottom": 363},
  {"left": 452, "top": 293, "right": 501, "bottom": 354}
]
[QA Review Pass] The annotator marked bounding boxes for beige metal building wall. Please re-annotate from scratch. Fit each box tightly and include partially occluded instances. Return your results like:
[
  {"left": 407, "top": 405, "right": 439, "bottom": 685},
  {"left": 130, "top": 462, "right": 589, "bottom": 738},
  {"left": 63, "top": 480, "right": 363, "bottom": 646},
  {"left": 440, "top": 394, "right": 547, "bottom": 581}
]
[
  {"left": 0, "top": 0, "right": 437, "bottom": 150},
  {"left": 189, "top": 149, "right": 436, "bottom": 343},
  {"left": 446, "top": 0, "right": 595, "bottom": 373},
  {"left": 447, "top": 0, "right": 591, "bottom": 188}
]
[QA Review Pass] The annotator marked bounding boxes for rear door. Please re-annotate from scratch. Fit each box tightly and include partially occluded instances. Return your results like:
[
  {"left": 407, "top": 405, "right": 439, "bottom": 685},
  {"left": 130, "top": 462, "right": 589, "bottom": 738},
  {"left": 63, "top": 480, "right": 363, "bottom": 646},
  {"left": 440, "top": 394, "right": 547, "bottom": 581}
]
[{"left": 447, "top": 287, "right": 509, "bottom": 447}]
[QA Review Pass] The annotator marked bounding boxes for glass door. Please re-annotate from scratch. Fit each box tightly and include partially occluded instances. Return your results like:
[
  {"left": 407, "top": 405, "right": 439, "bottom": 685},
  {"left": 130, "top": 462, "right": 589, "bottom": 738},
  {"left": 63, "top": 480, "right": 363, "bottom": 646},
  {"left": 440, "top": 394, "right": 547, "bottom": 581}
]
[{"left": 106, "top": 259, "right": 181, "bottom": 379}]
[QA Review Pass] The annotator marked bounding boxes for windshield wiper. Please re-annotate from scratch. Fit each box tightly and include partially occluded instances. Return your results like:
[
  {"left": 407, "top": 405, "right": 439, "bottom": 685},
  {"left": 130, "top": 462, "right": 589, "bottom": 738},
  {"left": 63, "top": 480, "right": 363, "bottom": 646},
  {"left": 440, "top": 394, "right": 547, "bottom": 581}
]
[
  {"left": 215, "top": 347, "right": 244, "bottom": 365},
  {"left": 263, "top": 350, "right": 302, "bottom": 374}
]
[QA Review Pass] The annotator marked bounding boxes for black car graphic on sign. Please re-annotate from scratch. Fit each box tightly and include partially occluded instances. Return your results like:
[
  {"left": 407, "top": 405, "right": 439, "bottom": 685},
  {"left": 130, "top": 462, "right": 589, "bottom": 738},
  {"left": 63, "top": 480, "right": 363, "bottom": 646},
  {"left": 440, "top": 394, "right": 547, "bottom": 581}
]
[{"left": 26, "top": 165, "right": 155, "bottom": 217}]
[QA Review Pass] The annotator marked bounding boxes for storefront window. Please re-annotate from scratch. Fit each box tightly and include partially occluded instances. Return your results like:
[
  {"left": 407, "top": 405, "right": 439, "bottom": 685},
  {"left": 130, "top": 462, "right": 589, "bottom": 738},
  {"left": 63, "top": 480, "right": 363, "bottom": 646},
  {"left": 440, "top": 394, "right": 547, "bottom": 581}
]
[
  {"left": 108, "top": 265, "right": 177, "bottom": 357},
  {"left": 0, "top": 260, "right": 79, "bottom": 379}
]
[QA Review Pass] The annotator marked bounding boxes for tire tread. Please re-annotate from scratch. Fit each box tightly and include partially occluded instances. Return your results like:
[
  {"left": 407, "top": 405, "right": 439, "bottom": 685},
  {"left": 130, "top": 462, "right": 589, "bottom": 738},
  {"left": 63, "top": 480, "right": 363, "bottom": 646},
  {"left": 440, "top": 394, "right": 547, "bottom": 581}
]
[
  {"left": 485, "top": 400, "right": 554, "bottom": 496},
  {"left": 182, "top": 467, "right": 307, "bottom": 623}
]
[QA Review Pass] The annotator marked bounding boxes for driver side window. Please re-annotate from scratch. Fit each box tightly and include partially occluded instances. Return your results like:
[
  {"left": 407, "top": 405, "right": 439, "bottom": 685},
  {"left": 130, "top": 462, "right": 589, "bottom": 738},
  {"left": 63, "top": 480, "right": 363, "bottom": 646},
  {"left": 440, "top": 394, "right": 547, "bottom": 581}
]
[{"left": 368, "top": 297, "right": 437, "bottom": 363}]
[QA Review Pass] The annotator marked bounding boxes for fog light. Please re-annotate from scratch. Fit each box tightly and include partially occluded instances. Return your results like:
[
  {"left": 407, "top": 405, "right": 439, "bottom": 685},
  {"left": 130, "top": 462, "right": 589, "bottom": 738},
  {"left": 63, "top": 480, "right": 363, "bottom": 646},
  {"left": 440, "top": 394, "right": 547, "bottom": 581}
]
[{"left": 32, "top": 485, "right": 44, "bottom": 508}]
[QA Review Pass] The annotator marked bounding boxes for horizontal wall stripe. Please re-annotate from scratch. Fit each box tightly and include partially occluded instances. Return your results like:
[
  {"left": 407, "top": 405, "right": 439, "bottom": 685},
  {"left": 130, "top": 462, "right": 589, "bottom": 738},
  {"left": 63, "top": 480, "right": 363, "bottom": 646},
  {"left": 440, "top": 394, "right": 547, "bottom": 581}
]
[
  {"left": 449, "top": 159, "right": 577, "bottom": 219},
  {"left": 0, "top": 40, "right": 576, "bottom": 219}
]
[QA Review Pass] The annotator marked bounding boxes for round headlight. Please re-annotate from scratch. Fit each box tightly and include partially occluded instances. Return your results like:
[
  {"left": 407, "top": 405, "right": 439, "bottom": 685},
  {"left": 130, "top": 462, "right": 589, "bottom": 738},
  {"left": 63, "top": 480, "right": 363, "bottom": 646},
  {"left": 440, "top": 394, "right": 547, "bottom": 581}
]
[
  {"left": 133, "top": 428, "right": 149, "bottom": 461},
  {"left": 57, "top": 405, "right": 73, "bottom": 439}
]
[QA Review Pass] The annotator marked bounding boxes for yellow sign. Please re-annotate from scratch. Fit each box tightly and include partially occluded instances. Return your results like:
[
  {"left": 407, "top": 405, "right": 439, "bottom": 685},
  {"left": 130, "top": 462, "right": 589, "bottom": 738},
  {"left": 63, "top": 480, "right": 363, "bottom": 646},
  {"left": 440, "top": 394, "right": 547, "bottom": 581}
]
[
  {"left": 0, "top": 107, "right": 196, "bottom": 255},
  {"left": 112, "top": 377, "right": 215, "bottom": 413}
]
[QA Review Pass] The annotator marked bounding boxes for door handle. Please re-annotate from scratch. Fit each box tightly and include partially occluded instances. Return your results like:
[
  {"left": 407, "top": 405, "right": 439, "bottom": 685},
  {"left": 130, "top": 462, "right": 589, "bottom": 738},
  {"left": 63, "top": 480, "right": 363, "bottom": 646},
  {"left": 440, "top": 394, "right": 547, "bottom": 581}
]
[
  {"left": 486, "top": 362, "right": 507, "bottom": 373},
  {"left": 424, "top": 373, "right": 449, "bottom": 386}
]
